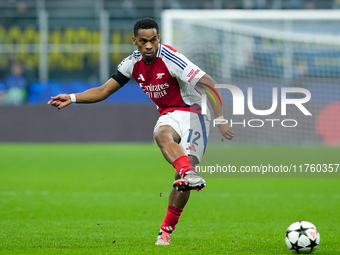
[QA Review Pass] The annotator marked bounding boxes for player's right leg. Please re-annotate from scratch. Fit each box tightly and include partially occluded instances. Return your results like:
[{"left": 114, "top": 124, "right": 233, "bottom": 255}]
[
  {"left": 154, "top": 124, "right": 206, "bottom": 192},
  {"left": 173, "top": 171, "right": 206, "bottom": 191},
  {"left": 171, "top": 111, "right": 209, "bottom": 192},
  {"left": 171, "top": 154, "right": 205, "bottom": 192},
  {"left": 153, "top": 112, "right": 208, "bottom": 245}
]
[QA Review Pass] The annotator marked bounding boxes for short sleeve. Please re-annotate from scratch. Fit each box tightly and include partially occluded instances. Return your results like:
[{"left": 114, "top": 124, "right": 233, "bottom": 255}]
[
  {"left": 164, "top": 49, "right": 206, "bottom": 87},
  {"left": 117, "top": 54, "right": 134, "bottom": 79}
]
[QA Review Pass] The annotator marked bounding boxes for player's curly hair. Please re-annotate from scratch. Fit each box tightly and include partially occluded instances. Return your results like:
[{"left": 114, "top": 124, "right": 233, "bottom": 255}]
[{"left": 134, "top": 18, "right": 159, "bottom": 36}]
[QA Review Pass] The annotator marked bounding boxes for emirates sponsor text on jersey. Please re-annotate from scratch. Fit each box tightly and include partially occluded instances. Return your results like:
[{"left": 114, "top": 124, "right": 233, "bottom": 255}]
[{"left": 140, "top": 82, "right": 170, "bottom": 98}]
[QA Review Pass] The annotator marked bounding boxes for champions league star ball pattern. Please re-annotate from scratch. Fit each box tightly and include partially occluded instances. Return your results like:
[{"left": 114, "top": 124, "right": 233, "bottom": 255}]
[{"left": 285, "top": 221, "right": 320, "bottom": 254}]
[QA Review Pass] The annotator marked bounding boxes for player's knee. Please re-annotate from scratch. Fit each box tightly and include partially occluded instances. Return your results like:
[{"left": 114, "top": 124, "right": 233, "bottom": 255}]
[
  {"left": 154, "top": 127, "right": 173, "bottom": 148},
  {"left": 154, "top": 125, "right": 181, "bottom": 147},
  {"left": 154, "top": 130, "right": 167, "bottom": 148}
]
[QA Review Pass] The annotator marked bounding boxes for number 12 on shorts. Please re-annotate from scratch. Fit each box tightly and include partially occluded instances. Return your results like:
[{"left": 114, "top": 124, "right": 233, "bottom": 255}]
[{"left": 187, "top": 129, "right": 201, "bottom": 146}]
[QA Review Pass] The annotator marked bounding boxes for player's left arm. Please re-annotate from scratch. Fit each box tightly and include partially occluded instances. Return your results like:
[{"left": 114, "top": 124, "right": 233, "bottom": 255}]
[
  {"left": 197, "top": 74, "right": 233, "bottom": 140},
  {"left": 166, "top": 49, "right": 233, "bottom": 139}
]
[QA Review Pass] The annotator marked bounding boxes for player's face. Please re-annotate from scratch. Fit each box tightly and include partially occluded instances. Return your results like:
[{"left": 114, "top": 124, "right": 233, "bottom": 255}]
[{"left": 132, "top": 28, "right": 160, "bottom": 63}]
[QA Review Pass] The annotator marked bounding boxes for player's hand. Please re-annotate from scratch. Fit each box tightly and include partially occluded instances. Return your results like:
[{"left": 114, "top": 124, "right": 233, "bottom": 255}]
[
  {"left": 217, "top": 122, "right": 233, "bottom": 140},
  {"left": 47, "top": 94, "right": 72, "bottom": 109}
]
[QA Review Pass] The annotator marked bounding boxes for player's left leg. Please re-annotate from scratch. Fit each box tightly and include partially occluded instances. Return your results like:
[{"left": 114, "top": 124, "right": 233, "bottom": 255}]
[
  {"left": 154, "top": 111, "right": 210, "bottom": 245},
  {"left": 155, "top": 155, "right": 202, "bottom": 245},
  {"left": 154, "top": 125, "right": 192, "bottom": 245}
]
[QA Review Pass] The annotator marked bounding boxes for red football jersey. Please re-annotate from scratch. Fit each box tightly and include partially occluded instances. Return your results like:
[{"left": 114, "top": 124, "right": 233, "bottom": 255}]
[{"left": 117, "top": 43, "right": 206, "bottom": 115}]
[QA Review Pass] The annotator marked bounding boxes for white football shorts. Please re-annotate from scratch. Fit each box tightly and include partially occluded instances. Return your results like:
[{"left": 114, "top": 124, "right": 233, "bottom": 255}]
[{"left": 153, "top": 110, "right": 211, "bottom": 163}]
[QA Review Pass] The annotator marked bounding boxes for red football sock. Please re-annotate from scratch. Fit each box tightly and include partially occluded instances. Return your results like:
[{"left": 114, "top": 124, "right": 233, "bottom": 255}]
[
  {"left": 160, "top": 205, "right": 184, "bottom": 233},
  {"left": 172, "top": 156, "right": 194, "bottom": 176}
]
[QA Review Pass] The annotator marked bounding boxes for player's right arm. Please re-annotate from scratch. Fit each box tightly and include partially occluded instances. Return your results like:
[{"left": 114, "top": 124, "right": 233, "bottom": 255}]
[{"left": 48, "top": 78, "right": 121, "bottom": 109}]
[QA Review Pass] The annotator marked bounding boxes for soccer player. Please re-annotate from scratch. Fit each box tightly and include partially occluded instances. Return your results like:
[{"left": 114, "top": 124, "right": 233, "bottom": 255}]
[{"left": 48, "top": 18, "right": 233, "bottom": 245}]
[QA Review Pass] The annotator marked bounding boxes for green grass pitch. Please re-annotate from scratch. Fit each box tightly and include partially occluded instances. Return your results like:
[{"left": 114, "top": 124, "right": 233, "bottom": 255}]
[{"left": 0, "top": 144, "right": 339, "bottom": 254}]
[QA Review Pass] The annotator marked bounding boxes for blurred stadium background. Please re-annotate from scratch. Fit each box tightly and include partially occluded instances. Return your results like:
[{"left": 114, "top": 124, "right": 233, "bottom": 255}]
[
  {"left": 1, "top": 2, "right": 340, "bottom": 254},
  {"left": 0, "top": 0, "right": 339, "bottom": 145}
]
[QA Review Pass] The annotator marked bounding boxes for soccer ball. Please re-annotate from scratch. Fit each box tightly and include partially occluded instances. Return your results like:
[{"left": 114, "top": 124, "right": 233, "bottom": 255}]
[{"left": 285, "top": 221, "right": 320, "bottom": 254}]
